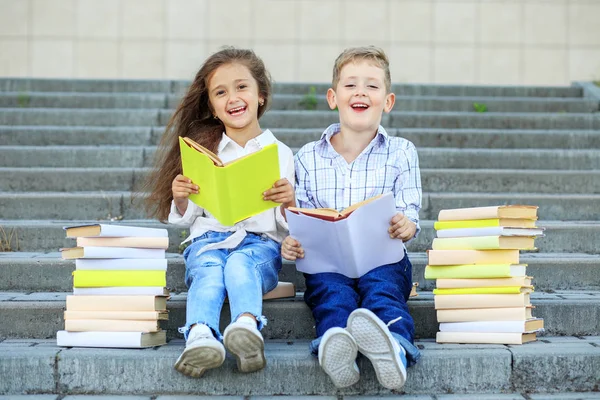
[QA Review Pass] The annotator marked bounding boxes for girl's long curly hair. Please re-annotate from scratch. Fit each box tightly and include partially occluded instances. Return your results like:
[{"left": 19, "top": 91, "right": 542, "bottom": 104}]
[{"left": 140, "top": 47, "right": 272, "bottom": 222}]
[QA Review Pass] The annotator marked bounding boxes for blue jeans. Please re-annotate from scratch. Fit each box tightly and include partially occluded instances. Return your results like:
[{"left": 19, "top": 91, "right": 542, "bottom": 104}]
[
  {"left": 180, "top": 231, "right": 282, "bottom": 341},
  {"left": 304, "top": 253, "right": 421, "bottom": 367}
]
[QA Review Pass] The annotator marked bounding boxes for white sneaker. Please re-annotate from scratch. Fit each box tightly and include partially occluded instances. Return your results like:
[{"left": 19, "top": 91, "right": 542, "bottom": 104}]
[
  {"left": 318, "top": 327, "right": 360, "bottom": 388},
  {"left": 223, "top": 316, "right": 266, "bottom": 373},
  {"left": 174, "top": 324, "right": 225, "bottom": 378},
  {"left": 346, "top": 308, "right": 407, "bottom": 390}
]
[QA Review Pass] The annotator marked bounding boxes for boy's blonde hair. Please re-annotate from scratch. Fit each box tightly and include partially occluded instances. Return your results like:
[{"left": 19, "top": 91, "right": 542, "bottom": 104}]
[{"left": 332, "top": 46, "right": 392, "bottom": 93}]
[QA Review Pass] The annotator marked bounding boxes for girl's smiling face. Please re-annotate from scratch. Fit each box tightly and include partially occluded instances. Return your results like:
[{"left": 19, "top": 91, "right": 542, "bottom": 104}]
[{"left": 208, "top": 62, "right": 264, "bottom": 136}]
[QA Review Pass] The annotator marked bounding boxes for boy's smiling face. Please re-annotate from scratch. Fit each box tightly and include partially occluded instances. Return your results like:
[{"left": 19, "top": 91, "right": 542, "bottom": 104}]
[{"left": 327, "top": 60, "right": 395, "bottom": 135}]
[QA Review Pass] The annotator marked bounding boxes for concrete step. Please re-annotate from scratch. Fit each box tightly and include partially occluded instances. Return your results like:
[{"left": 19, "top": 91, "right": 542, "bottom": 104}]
[
  {"left": 3, "top": 127, "right": 600, "bottom": 149},
  {"left": 423, "top": 192, "right": 600, "bottom": 221},
  {"left": 2, "top": 92, "right": 597, "bottom": 113},
  {"left": 0, "top": 78, "right": 584, "bottom": 98},
  {"left": 2, "top": 167, "right": 600, "bottom": 194},
  {"left": 3, "top": 146, "right": 600, "bottom": 170},
  {"left": 2, "top": 191, "right": 600, "bottom": 221},
  {"left": 1, "top": 395, "right": 598, "bottom": 400},
  {"left": 0, "top": 220, "right": 598, "bottom": 254},
  {"left": 275, "top": 82, "right": 585, "bottom": 98},
  {"left": 1, "top": 252, "right": 598, "bottom": 293},
  {"left": 0, "top": 92, "right": 168, "bottom": 109},
  {"left": 2, "top": 109, "right": 599, "bottom": 130},
  {"left": 1, "top": 291, "right": 599, "bottom": 340},
  {"left": 0, "top": 126, "right": 154, "bottom": 146},
  {"left": 2, "top": 337, "right": 599, "bottom": 396},
  {"left": 0, "top": 78, "right": 174, "bottom": 93}
]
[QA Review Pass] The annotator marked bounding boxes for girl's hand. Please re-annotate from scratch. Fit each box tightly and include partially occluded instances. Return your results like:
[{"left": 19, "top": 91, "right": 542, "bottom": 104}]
[
  {"left": 281, "top": 235, "right": 304, "bottom": 261},
  {"left": 172, "top": 174, "right": 198, "bottom": 215},
  {"left": 264, "top": 178, "right": 295, "bottom": 209},
  {"left": 389, "top": 213, "right": 417, "bottom": 242}
]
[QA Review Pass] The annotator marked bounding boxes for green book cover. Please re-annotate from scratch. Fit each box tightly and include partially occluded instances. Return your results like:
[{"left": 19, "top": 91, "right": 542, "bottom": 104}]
[
  {"left": 424, "top": 264, "right": 527, "bottom": 279},
  {"left": 433, "top": 286, "right": 532, "bottom": 295},
  {"left": 72, "top": 270, "right": 166, "bottom": 287},
  {"left": 179, "top": 137, "right": 280, "bottom": 226}
]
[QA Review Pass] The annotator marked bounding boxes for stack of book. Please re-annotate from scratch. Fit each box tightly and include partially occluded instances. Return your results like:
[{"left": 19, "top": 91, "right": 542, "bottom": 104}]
[
  {"left": 424, "top": 205, "right": 545, "bottom": 345},
  {"left": 56, "top": 223, "right": 170, "bottom": 348}
]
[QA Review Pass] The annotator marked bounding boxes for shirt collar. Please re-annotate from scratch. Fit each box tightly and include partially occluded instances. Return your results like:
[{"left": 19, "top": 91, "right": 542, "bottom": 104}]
[
  {"left": 317, "top": 123, "right": 390, "bottom": 156},
  {"left": 217, "top": 129, "right": 277, "bottom": 154}
]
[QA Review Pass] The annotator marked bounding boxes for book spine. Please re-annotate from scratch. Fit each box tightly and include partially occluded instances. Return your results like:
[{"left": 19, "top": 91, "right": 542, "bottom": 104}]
[
  {"left": 436, "top": 331, "right": 533, "bottom": 345},
  {"left": 424, "top": 265, "right": 512, "bottom": 279},
  {"left": 66, "top": 295, "right": 165, "bottom": 311},
  {"left": 64, "top": 319, "right": 160, "bottom": 332},
  {"left": 434, "top": 293, "right": 530, "bottom": 309},
  {"left": 72, "top": 270, "right": 166, "bottom": 287}
]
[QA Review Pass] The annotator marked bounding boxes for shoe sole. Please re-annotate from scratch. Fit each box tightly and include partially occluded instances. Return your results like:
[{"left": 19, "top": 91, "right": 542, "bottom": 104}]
[
  {"left": 347, "top": 309, "right": 407, "bottom": 390},
  {"left": 224, "top": 326, "right": 266, "bottom": 373},
  {"left": 174, "top": 343, "right": 225, "bottom": 378},
  {"left": 319, "top": 328, "right": 360, "bottom": 388}
]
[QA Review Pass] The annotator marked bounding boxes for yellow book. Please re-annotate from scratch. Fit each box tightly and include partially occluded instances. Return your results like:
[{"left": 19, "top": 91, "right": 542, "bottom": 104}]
[
  {"left": 424, "top": 264, "right": 526, "bottom": 279},
  {"left": 432, "top": 236, "right": 536, "bottom": 250},
  {"left": 179, "top": 136, "right": 280, "bottom": 226},
  {"left": 433, "top": 286, "right": 533, "bottom": 295},
  {"left": 434, "top": 218, "right": 537, "bottom": 230},
  {"left": 436, "top": 276, "right": 533, "bottom": 288},
  {"left": 72, "top": 270, "right": 166, "bottom": 287}
]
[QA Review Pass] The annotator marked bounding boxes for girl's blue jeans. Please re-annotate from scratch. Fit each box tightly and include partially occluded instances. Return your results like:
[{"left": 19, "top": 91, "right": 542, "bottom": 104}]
[
  {"left": 180, "top": 231, "right": 282, "bottom": 341},
  {"left": 303, "top": 253, "right": 421, "bottom": 367}
]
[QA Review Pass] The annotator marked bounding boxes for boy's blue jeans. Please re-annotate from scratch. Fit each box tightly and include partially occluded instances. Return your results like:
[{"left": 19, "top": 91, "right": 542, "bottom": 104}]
[
  {"left": 304, "top": 253, "right": 421, "bottom": 367},
  {"left": 180, "top": 231, "right": 282, "bottom": 341}
]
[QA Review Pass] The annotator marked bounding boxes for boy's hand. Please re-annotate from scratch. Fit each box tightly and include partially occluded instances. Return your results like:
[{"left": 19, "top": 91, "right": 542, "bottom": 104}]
[
  {"left": 281, "top": 235, "right": 304, "bottom": 261},
  {"left": 172, "top": 174, "right": 198, "bottom": 215},
  {"left": 264, "top": 178, "right": 295, "bottom": 209},
  {"left": 389, "top": 213, "right": 417, "bottom": 242}
]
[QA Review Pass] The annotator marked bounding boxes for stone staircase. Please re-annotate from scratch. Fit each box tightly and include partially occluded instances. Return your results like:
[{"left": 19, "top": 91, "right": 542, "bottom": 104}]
[{"left": 1, "top": 78, "right": 599, "bottom": 397}]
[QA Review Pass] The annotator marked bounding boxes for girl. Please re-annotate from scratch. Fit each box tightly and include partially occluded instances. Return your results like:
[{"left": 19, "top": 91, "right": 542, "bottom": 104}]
[{"left": 143, "top": 48, "right": 295, "bottom": 378}]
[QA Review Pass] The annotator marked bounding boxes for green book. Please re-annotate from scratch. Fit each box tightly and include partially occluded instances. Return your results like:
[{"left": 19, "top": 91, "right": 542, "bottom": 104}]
[
  {"left": 72, "top": 270, "right": 166, "bottom": 287},
  {"left": 424, "top": 264, "right": 527, "bottom": 279},
  {"left": 179, "top": 136, "right": 280, "bottom": 226}
]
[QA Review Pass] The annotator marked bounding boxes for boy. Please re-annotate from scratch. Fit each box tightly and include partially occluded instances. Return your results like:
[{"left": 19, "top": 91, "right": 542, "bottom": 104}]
[{"left": 281, "top": 46, "right": 422, "bottom": 390}]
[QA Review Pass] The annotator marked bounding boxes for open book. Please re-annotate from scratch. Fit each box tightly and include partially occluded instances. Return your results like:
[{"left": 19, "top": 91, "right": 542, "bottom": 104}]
[
  {"left": 286, "top": 195, "right": 384, "bottom": 222},
  {"left": 179, "top": 136, "right": 280, "bottom": 226},
  {"left": 285, "top": 192, "right": 405, "bottom": 278}
]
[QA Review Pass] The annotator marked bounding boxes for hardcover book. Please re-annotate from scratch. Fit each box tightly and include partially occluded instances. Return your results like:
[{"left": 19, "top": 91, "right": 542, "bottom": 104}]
[
  {"left": 285, "top": 192, "right": 405, "bottom": 278},
  {"left": 180, "top": 136, "right": 280, "bottom": 226},
  {"left": 64, "top": 224, "right": 168, "bottom": 238},
  {"left": 57, "top": 330, "right": 166, "bottom": 348},
  {"left": 438, "top": 205, "right": 538, "bottom": 221}
]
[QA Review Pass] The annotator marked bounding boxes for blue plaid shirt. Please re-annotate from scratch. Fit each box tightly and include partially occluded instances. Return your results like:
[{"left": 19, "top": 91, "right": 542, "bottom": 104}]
[{"left": 295, "top": 123, "right": 422, "bottom": 236}]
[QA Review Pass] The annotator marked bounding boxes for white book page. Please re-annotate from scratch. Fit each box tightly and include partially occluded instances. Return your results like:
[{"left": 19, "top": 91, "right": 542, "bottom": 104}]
[
  {"left": 437, "top": 227, "right": 545, "bottom": 238},
  {"left": 286, "top": 211, "right": 351, "bottom": 275},
  {"left": 83, "top": 247, "right": 165, "bottom": 259},
  {"left": 286, "top": 192, "right": 404, "bottom": 278},
  {"left": 73, "top": 286, "right": 167, "bottom": 296},
  {"left": 348, "top": 192, "right": 405, "bottom": 277},
  {"left": 75, "top": 258, "right": 168, "bottom": 270}
]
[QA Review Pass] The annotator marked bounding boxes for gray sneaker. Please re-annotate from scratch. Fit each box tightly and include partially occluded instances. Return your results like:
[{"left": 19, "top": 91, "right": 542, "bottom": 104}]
[
  {"left": 347, "top": 308, "right": 407, "bottom": 390},
  {"left": 318, "top": 327, "right": 360, "bottom": 388},
  {"left": 223, "top": 319, "right": 266, "bottom": 373},
  {"left": 174, "top": 324, "right": 225, "bottom": 378}
]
